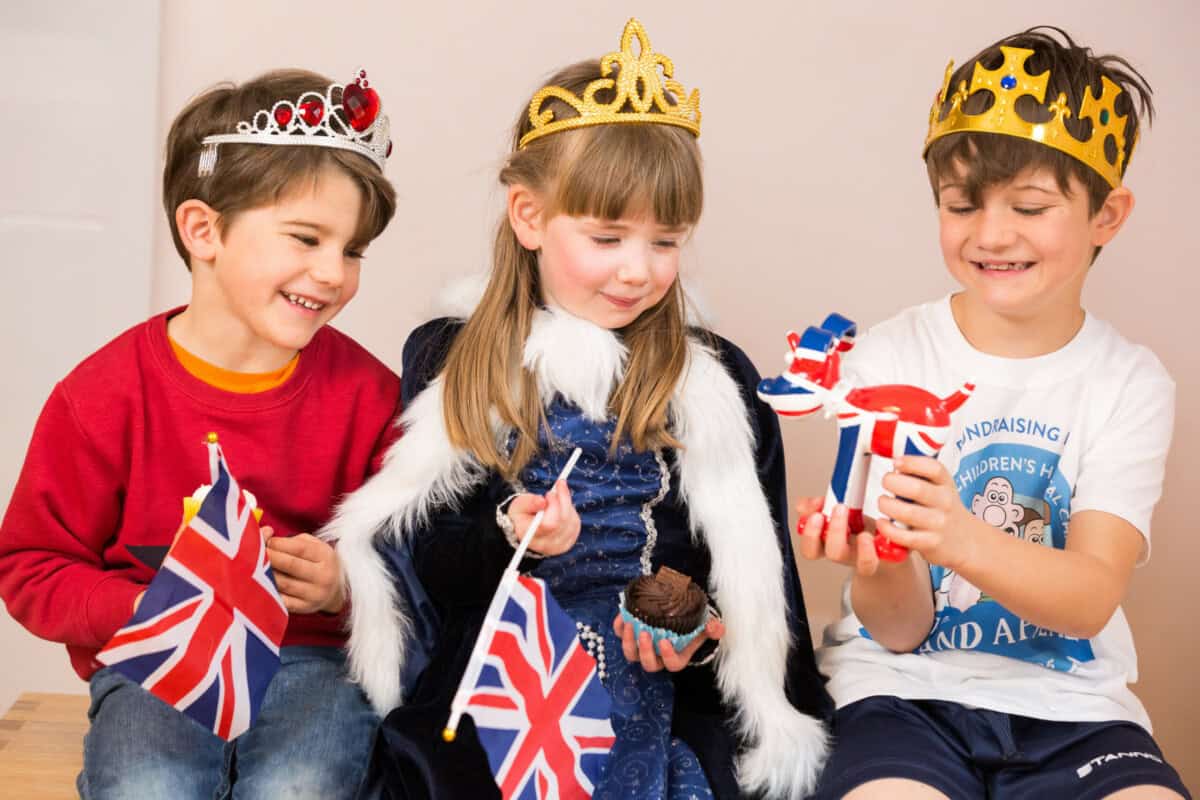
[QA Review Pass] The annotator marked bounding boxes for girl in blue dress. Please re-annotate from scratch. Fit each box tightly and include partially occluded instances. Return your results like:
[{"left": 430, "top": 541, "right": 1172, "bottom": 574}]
[{"left": 327, "top": 19, "right": 831, "bottom": 799}]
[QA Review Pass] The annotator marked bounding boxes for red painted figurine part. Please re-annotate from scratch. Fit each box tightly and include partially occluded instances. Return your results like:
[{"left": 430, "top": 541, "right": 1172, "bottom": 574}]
[{"left": 757, "top": 314, "right": 974, "bottom": 561}]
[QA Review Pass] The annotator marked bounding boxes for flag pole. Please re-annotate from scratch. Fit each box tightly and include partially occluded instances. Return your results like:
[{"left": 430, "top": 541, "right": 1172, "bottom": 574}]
[{"left": 443, "top": 447, "right": 582, "bottom": 742}]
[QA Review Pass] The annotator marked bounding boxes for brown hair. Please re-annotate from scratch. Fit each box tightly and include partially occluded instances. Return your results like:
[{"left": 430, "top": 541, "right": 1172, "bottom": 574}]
[
  {"left": 163, "top": 69, "right": 396, "bottom": 269},
  {"left": 925, "top": 27, "right": 1153, "bottom": 216},
  {"left": 441, "top": 60, "right": 704, "bottom": 479}
]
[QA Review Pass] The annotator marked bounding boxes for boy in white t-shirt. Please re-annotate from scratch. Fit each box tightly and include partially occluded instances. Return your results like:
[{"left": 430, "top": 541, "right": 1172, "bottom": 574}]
[{"left": 799, "top": 27, "right": 1189, "bottom": 799}]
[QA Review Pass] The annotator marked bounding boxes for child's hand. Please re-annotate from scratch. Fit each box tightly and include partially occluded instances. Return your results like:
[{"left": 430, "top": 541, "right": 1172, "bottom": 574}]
[
  {"left": 796, "top": 498, "right": 894, "bottom": 576},
  {"left": 507, "top": 481, "right": 580, "bottom": 556},
  {"left": 612, "top": 614, "right": 725, "bottom": 673},
  {"left": 875, "top": 456, "right": 975, "bottom": 571},
  {"left": 264, "top": 528, "right": 345, "bottom": 614}
]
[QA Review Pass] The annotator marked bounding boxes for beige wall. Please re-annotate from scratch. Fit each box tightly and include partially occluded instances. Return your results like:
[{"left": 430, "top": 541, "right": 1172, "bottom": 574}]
[
  {"left": 4, "top": 0, "right": 1197, "bottom": 791},
  {"left": 0, "top": 0, "right": 161, "bottom": 714}
]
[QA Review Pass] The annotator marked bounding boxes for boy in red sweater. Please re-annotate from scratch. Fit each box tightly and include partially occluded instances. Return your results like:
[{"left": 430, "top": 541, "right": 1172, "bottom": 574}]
[{"left": 0, "top": 68, "right": 400, "bottom": 798}]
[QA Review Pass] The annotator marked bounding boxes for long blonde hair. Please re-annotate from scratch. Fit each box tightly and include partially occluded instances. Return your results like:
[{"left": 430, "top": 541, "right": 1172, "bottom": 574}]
[{"left": 441, "top": 60, "right": 704, "bottom": 479}]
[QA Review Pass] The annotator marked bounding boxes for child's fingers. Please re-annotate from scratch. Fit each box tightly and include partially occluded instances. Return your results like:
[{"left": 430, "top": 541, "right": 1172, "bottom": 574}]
[
  {"left": 794, "top": 496, "right": 823, "bottom": 518},
  {"left": 876, "top": 518, "right": 928, "bottom": 552},
  {"left": 267, "top": 547, "right": 319, "bottom": 581},
  {"left": 876, "top": 495, "right": 918, "bottom": 528},
  {"left": 659, "top": 638, "right": 689, "bottom": 671},
  {"left": 882, "top": 472, "right": 938, "bottom": 509},
  {"left": 663, "top": 618, "right": 724, "bottom": 671},
  {"left": 543, "top": 482, "right": 580, "bottom": 552},
  {"left": 556, "top": 481, "right": 580, "bottom": 524},
  {"left": 541, "top": 489, "right": 561, "bottom": 531},
  {"left": 824, "top": 504, "right": 853, "bottom": 563},
  {"left": 260, "top": 525, "right": 275, "bottom": 541},
  {"left": 637, "top": 630, "right": 662, "bottom": 672},
  {"left": 273, "top": 573, "right": 315, "bottom": 603},
  {"left": 895, "top": 455, "right": 947, "bottom": 482},
  {"left": 508, "top": 493, "right": 546, "bottom": 520},
  {"left": 278, "top": 592, "right": 311, "bottom": 614},
  {"left": 878, "top": 495, "right": 945, "bottom": 532},
  {"left": 267, "top": 533, "right": 328, "bottom": 564},
  {"left": 854, "top": 530, "right": 880, "bottom": 576},
  {"left": 797, "top": 512, "right": 826, "bottom": 560},
  {"left": 619, "top": 617, "right": 638, "bottom": 662},
  {"left": 557, "top": 482, "right": 579, "bottom": 525}
]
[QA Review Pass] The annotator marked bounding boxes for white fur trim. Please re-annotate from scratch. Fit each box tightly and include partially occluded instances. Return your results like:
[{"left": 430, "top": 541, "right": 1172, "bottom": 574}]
[
  {"left": 673, "top": 341, "right": 830, "bottom": 798},
  {"left": 324, "top": 309, "right": 829, "bottom": 793},
  {"left": 524, "top": 307, "right": 626, "bottom": 421},
  {"left": 432, "top": 271, "right": 491, "bottom": 319},
  {"left": 320, "top": 378, "right": 485, "bottom": 713}
]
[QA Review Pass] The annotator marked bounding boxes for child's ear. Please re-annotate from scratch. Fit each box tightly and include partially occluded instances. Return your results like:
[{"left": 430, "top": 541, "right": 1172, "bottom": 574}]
[
  {"left": 507, "top": 184, "right": 545, "bottom": 251},
  {"left": 1090, "top": 186, "right": 1135, "bottom": 248},
  {"left": 175, "top": 199, "right": 222, "bottom": 263}
]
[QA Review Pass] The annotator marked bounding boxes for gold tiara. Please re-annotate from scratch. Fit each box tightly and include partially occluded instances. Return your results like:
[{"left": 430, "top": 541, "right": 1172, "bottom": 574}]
[
  {"left": 518, "top": 18, "right": 701, "bottom": 149},
  {"left": 924, "top": 46, "right": 1131, "bottom": 188}
]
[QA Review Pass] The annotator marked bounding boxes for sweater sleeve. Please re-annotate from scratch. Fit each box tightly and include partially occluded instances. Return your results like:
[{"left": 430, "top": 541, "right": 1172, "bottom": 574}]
[
  {"left": 0, "top": 384, "right": 142, "bottom": 649},
  {"left": 366, "top": 394, "right": 405, "bottom": 478}
]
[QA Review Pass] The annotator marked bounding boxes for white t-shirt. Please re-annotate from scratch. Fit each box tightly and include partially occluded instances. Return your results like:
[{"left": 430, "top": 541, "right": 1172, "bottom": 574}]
[{"left": 816, "top": 295, "right": 1175, "bottom": 731}]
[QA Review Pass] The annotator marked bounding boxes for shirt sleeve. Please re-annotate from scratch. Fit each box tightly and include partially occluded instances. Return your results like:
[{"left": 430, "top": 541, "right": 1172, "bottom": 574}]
[
  {"left": 839, "top": 326, "right": 899, "bottom": 388},
  {"left": 1071, "top": 375, "right": 1175, "bottom": 559}
]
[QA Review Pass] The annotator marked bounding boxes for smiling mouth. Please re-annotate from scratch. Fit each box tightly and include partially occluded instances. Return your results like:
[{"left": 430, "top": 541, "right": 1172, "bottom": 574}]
[
  {"left": 973, "top": 261, "right": 1034, "bottom": 272},
  {"left": 603, "top": 294, "right": 641, "bottom": 309},
  {"left": 282, "top": 291, "right": 327, "bottom": 311}
]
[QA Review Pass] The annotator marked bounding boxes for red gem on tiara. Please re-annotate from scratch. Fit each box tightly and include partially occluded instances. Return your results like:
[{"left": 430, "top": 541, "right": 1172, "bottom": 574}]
[
  {"left": 274, "top": 105, "right": 293, "bottom": 127},
  {"left": 343, "top": 75, "right": 380, "bottom": 132},
  {"left": 300, "top": 99, "right": 324, "bottom": 126}
]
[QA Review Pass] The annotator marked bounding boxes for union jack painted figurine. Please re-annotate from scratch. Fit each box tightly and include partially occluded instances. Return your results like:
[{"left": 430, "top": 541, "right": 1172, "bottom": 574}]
[{"left": 757, "top": 314, "right": 974, "bottom": 561}]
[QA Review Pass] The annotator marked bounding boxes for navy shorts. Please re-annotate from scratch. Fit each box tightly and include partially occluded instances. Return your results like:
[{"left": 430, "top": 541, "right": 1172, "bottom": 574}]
[{"left": 812, "top": 696, "right": 1191, "bottom": 799}]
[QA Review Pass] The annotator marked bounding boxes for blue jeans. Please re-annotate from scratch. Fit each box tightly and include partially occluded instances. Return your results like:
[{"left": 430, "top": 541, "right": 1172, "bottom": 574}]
[{"left": 78, "top": 646, "right": 379, "bottom": 800}]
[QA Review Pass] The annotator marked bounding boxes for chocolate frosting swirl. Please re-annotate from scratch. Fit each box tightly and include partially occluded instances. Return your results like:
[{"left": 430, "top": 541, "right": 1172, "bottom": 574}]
[{"left": 624, "top": 566, "right": 707, "bottom": 633}]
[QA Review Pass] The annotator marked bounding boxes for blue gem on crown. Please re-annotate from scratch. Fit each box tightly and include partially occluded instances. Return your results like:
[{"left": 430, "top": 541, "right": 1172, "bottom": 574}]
[{"left": 1000, "top": 75, "right": 1017, "bottom": 90}]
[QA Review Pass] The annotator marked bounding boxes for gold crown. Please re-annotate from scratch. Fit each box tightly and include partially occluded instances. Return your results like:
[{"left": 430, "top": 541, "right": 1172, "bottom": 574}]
[
  {"left": 518, "top": 18, "right": 700, "bottom": 149},
  {"left": 924, "top": 46, "right": 1130, "bottom": 188}
]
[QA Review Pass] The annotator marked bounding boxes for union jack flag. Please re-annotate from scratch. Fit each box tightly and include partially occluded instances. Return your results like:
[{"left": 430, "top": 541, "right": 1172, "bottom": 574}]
[
  {"left": 97, "top": 440, "right": 288, "bottom": 740},
  {"left": 465, "top": 576, "right": 615, "bottom": 800}
]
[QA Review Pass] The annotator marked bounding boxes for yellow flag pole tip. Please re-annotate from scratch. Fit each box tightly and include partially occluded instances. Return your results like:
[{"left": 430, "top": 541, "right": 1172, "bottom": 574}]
[
  {"left": 205, "top": 432, "right": 219, "bottom": 444},
  {"left": 442, "top": 728, "right": 456, "bottom": 742}
]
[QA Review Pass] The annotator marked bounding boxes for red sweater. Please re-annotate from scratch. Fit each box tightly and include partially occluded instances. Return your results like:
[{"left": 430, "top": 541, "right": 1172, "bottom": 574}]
[{"left": 0, "top": 310, "right": 401, "bottom": 680}]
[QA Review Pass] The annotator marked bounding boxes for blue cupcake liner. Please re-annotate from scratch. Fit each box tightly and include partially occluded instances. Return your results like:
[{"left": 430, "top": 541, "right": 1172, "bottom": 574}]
[{"left": 618, "top": 591, "right": 708, "bottom": 657}]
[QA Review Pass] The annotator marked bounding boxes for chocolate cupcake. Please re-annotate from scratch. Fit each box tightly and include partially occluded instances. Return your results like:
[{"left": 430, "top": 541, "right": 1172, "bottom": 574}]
[{"left": 618, "top": 567, "right": 709, "bottom": 654}]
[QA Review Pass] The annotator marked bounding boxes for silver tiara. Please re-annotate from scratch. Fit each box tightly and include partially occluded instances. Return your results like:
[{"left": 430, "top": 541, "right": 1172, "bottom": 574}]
[{"left": 198, "top": 68, "right": 391, "bottom": 176}]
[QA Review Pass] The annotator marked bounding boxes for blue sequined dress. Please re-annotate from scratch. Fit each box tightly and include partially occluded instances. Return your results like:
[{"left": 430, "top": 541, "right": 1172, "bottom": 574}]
[{"left": 514, "top": 398, "right": 712, "bottom": 799}]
